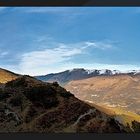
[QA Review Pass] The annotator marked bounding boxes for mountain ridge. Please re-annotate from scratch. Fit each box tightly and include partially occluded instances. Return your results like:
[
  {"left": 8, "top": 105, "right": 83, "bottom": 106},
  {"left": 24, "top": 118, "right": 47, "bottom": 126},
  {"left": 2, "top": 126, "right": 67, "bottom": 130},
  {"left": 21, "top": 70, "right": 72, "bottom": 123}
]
[
  {"left": 0, "top": 68, "right": 19, "bottom": 83},
  {"left": 0, "top": 68, "right": 140, "bottom": 132},
  {"left": 35, "top": 68, "right": 140, "bottom": 85}
]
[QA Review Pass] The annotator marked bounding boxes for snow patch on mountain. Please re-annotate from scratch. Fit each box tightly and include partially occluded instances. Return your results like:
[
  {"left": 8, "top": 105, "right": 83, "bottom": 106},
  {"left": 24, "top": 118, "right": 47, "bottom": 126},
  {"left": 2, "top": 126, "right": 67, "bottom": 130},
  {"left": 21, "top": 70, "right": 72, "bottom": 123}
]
[
  {"left": 85, "top": 69, "right": 96, "bottom": 74},
  {"left": 67, "top": 68, "right": 140, "bottom": 75},
  {"left": 99, "top": 69, "right": 108, "bottom": 75},
  {"left": 125, "top": 70, "right": 140, "bottom": 75}
]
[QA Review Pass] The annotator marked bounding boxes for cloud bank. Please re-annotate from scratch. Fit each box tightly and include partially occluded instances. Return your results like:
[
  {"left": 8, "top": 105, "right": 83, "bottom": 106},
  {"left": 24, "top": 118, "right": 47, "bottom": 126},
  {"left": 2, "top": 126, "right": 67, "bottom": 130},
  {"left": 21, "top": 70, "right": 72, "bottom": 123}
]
[{"left": 15, "top": 40, "right": 114, "bottom": 75}]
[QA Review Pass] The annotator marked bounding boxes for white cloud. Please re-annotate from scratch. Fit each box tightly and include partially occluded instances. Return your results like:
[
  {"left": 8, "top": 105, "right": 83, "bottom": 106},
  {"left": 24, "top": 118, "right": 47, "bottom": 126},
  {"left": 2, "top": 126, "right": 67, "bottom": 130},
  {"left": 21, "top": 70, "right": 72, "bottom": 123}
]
[
  {"left": 3, "top": 61, "right": 140, "bottom": 77},
  {"left": 1, "top": 52, "right": 8, "bottom": 56},
  {"left": 35, "top": 36, "right": 52, "bottom": 43},
  {"left": 18, "top": 45, "right": 82, "bottom": 75},
  {"left": 16, "top": 40, "right": 114, "bottom": 75},
  {"left": 84, "top": 41, "right": 114, "bottom": 50},
  {"left": 0, "top": 40, "right": 115, "bottom": 75},
  {"left": 0, "top": 51, "right": 8, "bottom": 58}
]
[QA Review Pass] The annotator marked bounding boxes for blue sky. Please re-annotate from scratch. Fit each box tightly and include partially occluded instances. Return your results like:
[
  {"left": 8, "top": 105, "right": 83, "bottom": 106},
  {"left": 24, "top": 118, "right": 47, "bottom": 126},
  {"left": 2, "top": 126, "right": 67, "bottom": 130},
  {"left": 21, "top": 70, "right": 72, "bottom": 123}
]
[{"left": 0, "top": 7, "right": 140, "bottom": 75}]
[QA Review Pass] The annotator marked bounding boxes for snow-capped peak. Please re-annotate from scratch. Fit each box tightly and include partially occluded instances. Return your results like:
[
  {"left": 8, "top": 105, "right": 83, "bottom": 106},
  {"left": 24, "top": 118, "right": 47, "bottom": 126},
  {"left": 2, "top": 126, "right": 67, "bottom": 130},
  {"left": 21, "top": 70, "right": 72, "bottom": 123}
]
[
  {"left": 99, "top": 69, "right": 108, "bottom": 75},
  {"left": 124, "top": 70, "right": 140, "bottom": 75},
  {"left": 85, "top": 69, "right": 96, "bottom": 74},
  {"left": 112, "top": 70, "right": 121, "bottom": 75},
  {"left": 68, "top": 68, "right": 140, "bottom": 76}
]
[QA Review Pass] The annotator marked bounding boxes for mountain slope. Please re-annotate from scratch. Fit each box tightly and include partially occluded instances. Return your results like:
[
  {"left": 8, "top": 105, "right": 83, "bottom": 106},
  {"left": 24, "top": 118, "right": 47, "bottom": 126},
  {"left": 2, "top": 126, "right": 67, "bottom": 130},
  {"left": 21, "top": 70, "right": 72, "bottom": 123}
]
[
  {"left": 87, "top": 102, "right": 140, "bottom": 130},
  {"left": 0, "top": 75, "right": 133, "bottom": 133},
  {"left": 35, "top": 68, "right": 96, "bottom": 85},
  {"left": 0, "top": 68, "right": 19, "bottom": 83},
  {"left": 65, "top": 74, "right": 140, "bottom": 115}
]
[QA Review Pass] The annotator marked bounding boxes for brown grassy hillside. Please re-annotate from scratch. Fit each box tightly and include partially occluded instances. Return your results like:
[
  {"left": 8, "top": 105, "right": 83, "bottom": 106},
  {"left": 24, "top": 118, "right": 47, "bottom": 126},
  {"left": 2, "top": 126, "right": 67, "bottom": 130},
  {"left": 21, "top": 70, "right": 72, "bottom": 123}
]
[
  {"left": 0, "top": 68, "right": 19, "bottom": 83},
  {"left": 65, "top": 75, "right": 140, "bottom": 114}
]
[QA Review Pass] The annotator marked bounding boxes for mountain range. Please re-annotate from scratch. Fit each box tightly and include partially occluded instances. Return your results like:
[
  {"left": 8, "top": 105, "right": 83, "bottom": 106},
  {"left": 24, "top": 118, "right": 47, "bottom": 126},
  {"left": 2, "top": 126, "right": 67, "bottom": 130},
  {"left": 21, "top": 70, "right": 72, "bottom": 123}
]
[
  {"left": 0, "top": 67, "right": 140, "bottom": 132},
  {"left": 35, "top": 68, "right": 140, "bottom": 85},
  {"left": 35, "top": 68, "right": 140, "bottom": 129}
]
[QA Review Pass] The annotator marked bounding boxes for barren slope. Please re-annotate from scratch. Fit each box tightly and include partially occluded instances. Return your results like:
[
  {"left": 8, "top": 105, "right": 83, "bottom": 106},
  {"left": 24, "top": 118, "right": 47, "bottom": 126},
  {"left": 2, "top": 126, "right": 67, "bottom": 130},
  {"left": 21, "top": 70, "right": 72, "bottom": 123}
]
[
  {"left": 65, "top": 75, "right": 140, "bottom": 114},
  {"left": 0, "top": 68, "right": 19, "bottom": 83}
]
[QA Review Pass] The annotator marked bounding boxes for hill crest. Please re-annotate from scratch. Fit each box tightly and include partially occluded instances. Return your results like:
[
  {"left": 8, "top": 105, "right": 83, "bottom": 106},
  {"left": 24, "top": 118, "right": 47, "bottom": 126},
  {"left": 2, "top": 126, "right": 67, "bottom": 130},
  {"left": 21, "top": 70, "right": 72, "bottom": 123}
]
[{"left": 0, "top": 68, "right": 19, "bottom": 83}]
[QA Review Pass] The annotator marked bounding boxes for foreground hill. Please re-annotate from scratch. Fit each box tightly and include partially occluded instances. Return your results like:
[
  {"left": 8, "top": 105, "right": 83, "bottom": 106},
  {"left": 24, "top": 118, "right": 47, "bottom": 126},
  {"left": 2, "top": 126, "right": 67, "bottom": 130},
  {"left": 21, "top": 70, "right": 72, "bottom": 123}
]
[
  {"left": 0, "top": 68, "right": 19, "bottom": 83},
  {"left": 65, "top": 74, "right": 140, "bottom": 115},
  {"left": 0, "top": 75, "right": 134, "bottom": 133}
]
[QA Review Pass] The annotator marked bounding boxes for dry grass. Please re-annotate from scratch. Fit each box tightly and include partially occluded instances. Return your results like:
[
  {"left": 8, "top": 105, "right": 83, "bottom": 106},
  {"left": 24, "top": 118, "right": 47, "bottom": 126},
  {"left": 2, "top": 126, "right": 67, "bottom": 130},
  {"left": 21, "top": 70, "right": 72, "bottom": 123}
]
[
  {"left": 0, "top": 68, "right": 18, "bottom": 83},
  {"left": 87, "top": 101, "right": 140, "bottom": 129},
  {"left": 65, "top": 75, "right": 140, "bottom": 114}
]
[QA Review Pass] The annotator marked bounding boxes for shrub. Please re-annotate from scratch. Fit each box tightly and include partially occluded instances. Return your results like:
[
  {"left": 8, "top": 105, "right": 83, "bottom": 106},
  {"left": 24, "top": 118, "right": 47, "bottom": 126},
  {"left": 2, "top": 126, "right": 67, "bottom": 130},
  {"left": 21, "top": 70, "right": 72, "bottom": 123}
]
[
  {"left": 6, "top": 77, "right": 27, "bottom": 88},
  {"left": 24, "top": 85, "right": 56, "bottom": 100},
  {"left": 132, "top": 120, "right": 140, "bottom": 132},
  {"left": 23, "top": 85, "right": 59, "bottom": 109},
  {"left": 24, "top": 105, "right": 38, "bottom": 123},
  {"left": 9, "top": 95, "right": 23, "bottom": 107},
  {"left": 52, "top": 82, "right": 59, "bottom": 87},
  {"left": 59, "top": 91, "right": 74, "bottom": 98},
  {"left": 0, "top": 89, "right": 10, "bottom": 101}
]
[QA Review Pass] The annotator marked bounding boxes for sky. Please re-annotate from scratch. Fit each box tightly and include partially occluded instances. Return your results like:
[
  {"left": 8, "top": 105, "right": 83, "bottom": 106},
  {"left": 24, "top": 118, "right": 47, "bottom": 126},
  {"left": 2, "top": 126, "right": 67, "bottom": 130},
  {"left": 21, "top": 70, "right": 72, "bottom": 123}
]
[{"left": 0, "top": 7, "right": 140, "bottom": 75}]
